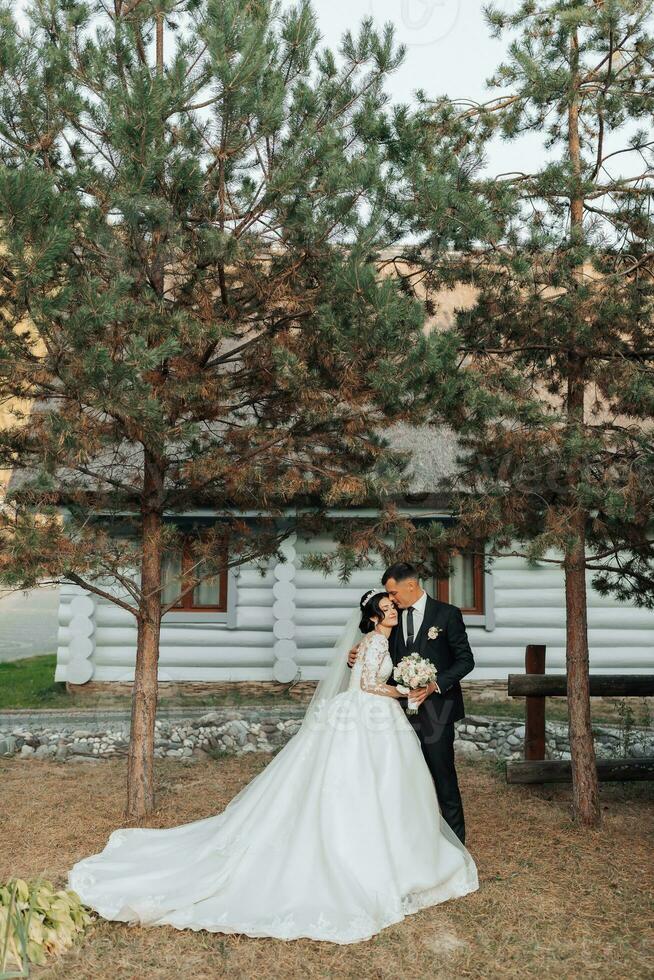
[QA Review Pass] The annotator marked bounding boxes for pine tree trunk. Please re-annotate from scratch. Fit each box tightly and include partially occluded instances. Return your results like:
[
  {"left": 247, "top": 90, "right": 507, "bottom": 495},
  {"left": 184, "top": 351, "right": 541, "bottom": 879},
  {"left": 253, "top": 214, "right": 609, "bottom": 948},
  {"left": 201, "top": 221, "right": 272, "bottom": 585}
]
[
  {"left": 564, "top": 508, "right": 600, "bottom": 827},
  {"left": 563, "top": 355, "right": 601, "bottom": 829},
  {"left": 562, "top": 28, "right": 601, "bottom": 828},
  {"left": 126, "top": 450, "right": 164, "bottom": 820}
]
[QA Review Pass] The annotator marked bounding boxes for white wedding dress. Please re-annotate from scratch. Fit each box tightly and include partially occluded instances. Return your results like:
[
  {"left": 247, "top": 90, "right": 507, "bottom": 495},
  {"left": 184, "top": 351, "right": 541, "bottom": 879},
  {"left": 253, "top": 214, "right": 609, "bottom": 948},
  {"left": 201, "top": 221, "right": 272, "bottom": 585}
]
[{"left": 68, "top": 630, "right": 479, "bottom": 944}]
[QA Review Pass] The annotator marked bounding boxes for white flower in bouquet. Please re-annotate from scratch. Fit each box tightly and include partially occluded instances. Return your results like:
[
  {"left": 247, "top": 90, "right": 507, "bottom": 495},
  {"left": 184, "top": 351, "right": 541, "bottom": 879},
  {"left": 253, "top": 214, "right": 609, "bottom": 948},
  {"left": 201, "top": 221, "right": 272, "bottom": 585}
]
[{"left": 393, "top": 653, "right": 437, "bottom": 714}]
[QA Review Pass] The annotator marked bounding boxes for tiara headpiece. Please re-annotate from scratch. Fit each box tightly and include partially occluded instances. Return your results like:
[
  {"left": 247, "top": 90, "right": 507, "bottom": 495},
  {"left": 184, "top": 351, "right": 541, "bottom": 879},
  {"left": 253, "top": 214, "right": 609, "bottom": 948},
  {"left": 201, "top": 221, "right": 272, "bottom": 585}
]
[{"left": 361, "top": 588, "right": 385, "bottom": 606}]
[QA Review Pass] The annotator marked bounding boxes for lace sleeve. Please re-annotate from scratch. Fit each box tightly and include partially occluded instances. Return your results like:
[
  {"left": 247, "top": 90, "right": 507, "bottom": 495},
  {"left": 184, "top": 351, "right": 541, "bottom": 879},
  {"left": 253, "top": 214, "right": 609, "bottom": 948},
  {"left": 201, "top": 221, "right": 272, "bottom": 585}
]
[{"left": 360, "top": 633, "right": 396, "bottom": 698}]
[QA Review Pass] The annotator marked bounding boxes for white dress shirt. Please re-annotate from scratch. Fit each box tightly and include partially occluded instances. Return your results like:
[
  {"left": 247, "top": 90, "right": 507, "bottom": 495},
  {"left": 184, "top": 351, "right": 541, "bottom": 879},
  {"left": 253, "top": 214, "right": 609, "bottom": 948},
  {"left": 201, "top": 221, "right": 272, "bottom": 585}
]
[{"left": 402, "top": 589, "right": 428, "bottom": 644}]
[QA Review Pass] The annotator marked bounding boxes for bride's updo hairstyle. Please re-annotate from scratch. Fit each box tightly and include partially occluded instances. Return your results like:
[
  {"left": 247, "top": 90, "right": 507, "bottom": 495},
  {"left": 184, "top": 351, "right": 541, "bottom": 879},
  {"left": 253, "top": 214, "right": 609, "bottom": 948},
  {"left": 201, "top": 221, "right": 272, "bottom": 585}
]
[{"left": 359, "top": 590, "right": 390, "bottom": 634}]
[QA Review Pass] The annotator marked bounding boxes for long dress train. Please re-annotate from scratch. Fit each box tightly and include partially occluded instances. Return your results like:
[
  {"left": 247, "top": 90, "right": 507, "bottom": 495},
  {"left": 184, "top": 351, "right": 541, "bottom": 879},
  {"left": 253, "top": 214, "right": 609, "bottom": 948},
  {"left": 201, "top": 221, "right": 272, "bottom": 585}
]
[{"left": 68, "top": 630, "right": 479, "bottom": 944}]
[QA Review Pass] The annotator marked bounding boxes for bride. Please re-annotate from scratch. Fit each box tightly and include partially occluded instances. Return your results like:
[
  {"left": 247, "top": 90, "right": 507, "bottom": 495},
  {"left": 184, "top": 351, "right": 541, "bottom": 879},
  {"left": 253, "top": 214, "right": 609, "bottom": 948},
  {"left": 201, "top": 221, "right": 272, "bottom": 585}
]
[{"left": 68, "top": 590, "right": 479, "bottom": 944}]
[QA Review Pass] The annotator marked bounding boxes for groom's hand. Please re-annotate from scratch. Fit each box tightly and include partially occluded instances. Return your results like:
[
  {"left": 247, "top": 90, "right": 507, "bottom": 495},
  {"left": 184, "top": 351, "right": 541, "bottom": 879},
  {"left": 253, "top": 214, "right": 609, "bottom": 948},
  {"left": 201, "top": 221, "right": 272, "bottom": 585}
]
[
  {"left": 347, "top": 645, "right": 359, "bottom": 668},
  {"left": 410, "top": 681, "right": 439, "bottom": 705}
]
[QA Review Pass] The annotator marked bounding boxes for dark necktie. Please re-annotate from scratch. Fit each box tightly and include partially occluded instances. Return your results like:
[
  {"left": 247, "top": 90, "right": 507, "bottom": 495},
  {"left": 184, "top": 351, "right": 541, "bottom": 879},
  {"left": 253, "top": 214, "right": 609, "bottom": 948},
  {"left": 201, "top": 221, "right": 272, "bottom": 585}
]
[{"left": 406, "top": 606, "right": 415, "bottom": 649}]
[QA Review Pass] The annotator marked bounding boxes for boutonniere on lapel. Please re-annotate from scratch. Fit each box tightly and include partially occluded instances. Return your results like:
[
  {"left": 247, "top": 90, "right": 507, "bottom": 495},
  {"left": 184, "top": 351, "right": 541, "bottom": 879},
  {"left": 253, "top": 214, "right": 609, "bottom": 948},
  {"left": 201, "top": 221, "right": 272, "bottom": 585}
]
[{"left": 427, "top": 626, "right": 442, "bottom": 640}]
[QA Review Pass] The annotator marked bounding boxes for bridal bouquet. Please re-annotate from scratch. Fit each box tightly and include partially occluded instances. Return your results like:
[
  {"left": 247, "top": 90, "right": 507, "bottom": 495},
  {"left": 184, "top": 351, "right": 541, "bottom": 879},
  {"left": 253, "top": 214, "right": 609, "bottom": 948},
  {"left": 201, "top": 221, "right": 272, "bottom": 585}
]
[{"left": 393, "top": 653, "right": 437, "bottom": 715}]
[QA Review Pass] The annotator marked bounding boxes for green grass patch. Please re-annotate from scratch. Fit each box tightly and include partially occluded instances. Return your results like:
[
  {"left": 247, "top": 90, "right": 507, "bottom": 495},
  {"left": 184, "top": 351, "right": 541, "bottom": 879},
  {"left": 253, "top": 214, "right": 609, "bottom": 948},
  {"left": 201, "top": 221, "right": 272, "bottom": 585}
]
[
  {"left": 463, "top": 694, "right": 645, "bottom": 728},
  {"left": 0, "top": 655, "right": 70, "bottom": 710}
]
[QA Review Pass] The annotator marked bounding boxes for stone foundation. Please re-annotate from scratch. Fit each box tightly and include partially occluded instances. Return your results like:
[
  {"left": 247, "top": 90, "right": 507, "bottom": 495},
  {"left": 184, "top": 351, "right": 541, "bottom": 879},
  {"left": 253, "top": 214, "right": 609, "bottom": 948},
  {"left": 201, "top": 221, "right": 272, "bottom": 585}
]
[
  {"left": 66, "top": 678, "right": 510, "bottom": 704},
  {"left": 66, "top": 679, "right": 319, "bottom": 702}
]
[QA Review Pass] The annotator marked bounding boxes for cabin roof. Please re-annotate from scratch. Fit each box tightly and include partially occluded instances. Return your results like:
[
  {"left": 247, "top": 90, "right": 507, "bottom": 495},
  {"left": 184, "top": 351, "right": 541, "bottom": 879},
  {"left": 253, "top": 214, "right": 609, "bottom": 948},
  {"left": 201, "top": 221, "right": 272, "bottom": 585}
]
[{"left": 4, "top": 420, "right": 466, "bottom": 511}]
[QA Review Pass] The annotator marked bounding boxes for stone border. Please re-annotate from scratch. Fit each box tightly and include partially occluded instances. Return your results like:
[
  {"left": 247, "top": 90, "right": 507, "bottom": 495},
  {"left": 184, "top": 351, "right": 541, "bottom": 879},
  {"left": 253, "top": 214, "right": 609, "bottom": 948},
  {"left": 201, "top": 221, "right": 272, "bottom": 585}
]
[{"left": 1, "top": 708, "right": 651, "bottom": 763}]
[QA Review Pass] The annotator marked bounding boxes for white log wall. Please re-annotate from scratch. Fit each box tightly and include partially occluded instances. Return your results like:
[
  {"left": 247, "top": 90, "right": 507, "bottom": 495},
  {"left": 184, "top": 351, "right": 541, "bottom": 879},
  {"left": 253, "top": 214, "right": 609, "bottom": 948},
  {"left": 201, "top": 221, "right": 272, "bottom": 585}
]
[
  {"left": 55, "top": 538, "right": 654, "bottom": 683},
  {"left": 473, "top": 552, "right": 654, "bottom": 677},
  {"left": 55, "top": 564, "right": 277, "bottom": 683}
]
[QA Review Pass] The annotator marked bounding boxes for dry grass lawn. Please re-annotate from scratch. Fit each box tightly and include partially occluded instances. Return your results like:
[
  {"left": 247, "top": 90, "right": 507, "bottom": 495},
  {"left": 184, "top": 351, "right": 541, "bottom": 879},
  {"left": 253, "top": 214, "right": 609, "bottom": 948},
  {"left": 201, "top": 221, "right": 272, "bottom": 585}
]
[{"left": 1, "top": 755, "right": 652, "bottom": 980}]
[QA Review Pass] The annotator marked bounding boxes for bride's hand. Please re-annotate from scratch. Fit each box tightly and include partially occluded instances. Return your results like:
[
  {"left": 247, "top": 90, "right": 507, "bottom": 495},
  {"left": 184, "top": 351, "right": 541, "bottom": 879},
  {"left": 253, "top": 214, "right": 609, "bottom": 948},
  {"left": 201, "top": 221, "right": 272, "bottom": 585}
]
[{"left": 347, "top": 645, "right": 359, "bottom": 667}]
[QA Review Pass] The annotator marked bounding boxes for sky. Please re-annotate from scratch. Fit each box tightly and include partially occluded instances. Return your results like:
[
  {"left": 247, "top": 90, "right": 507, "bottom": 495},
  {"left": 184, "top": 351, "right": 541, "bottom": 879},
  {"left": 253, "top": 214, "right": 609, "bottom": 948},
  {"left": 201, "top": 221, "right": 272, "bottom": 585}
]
[
  {"left": 312, "top": 0, "right": 508, "bottom": 106},
  {"left": 305, "top": 0, "right": 543, "bottom": 175}
]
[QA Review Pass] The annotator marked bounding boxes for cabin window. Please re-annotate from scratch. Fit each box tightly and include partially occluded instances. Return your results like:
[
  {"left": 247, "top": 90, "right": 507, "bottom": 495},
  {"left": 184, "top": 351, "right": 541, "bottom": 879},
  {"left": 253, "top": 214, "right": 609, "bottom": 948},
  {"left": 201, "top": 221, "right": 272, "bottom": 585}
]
[
  {"left": 434, "top": 548, "right": 485, "bottom": 615},
  {"left": 161, "top": 536, "right": 229, "bottom": 612}
]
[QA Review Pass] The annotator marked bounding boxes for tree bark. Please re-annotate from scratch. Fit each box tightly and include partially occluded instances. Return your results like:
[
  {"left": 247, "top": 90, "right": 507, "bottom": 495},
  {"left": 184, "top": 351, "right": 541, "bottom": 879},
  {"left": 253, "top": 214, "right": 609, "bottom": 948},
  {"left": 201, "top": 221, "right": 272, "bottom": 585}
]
[
  {"left": 563, "top": 504, "right": 600, "bottom": 826},
  {"left": 156, "top": 9, "right": 163, "bottom": 75},
  {"left": 126, "top": 449, "right": 164, "bottom": 820},
  {"left": 563, "top": 28, "right": 601, "bottom": 827}
]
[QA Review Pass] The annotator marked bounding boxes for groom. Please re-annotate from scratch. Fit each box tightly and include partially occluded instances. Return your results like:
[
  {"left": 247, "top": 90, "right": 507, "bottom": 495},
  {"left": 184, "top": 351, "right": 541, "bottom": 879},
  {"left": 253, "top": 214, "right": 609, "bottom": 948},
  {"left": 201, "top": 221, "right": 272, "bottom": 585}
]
[{"left": 349, "top": 561, "right": 475, "bottom": 844}]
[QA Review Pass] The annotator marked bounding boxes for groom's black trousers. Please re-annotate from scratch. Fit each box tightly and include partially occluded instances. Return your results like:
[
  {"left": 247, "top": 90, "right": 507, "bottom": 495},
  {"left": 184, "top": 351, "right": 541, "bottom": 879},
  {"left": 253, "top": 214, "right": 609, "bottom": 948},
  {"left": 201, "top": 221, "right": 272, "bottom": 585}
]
[{"left": 406, "top": 706, "right": 466, "bottom": 845}]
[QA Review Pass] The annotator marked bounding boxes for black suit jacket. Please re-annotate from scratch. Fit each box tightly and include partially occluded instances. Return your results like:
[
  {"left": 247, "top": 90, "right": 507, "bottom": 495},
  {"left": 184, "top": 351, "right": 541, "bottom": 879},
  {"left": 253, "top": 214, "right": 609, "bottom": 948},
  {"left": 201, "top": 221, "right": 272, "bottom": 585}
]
[{"left": 389, "top": 594, "right": 475, "bottom": 725}]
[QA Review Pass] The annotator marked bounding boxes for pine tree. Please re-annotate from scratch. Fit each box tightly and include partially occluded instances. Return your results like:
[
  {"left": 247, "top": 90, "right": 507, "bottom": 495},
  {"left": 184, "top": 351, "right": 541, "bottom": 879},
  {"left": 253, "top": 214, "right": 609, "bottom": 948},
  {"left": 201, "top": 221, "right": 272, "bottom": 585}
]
[
  {"left": 412, "top": 0, "right": 654, "bottom": 826},
  {"left": 0, "top": 0, "right": 436, "bottom": 817}
]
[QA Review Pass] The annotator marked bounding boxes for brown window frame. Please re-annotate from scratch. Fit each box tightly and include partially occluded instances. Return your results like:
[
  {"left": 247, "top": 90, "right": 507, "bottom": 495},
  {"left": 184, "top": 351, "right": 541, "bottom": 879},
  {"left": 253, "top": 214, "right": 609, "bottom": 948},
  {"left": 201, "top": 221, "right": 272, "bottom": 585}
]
[
  {"left": 435, "top": 547, "right": 485, "bottom": 615},
  {"left": 164, "top": 534, "right": 229, "bottom": 613}
]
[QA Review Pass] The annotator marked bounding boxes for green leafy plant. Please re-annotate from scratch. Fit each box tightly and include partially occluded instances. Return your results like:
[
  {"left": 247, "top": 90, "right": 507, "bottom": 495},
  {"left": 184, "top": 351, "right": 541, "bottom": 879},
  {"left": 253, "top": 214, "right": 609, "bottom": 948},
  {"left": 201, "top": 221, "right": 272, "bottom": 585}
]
[
  {"left": 616, "top": 699, "right": 636, "bottom": 759},
  {"left": 0, "top": 879, "right": 92, "bottom": 978}
]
